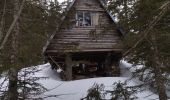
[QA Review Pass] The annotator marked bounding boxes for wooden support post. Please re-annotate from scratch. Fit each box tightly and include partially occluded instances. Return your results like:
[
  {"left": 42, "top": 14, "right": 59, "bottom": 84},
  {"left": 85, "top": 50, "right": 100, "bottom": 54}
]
[
  {"left": 111, "top": 53, "right": 122, "bottom": 77},
  {"left": 111, "top": 61, "right": 120, "bottom": 76},
  {"left": 104, "top": 53, "right": 112, "bottom": 76},
  {"left": 65, "top": 54, "right": 72, "bottom": 81}
]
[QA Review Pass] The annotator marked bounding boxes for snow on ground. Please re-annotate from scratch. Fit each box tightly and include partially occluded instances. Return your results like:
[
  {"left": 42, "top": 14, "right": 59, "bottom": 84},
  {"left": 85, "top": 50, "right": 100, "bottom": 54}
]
[
  {"left": 120, "top": 60, "right": 133, "bottom": 77},
  {"left": 26, "top": 62, "right": 158, "bottom": 100},
  {"left": 0, "top": 61, "right": 160, "bottom": 100}
]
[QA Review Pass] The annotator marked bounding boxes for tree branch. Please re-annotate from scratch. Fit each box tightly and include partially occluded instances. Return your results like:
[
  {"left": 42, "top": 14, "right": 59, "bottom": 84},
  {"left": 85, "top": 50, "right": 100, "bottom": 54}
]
[
  {"left": 0, "top": 0, "right": 7, "bottom": 42},
  {"left": 0, "top": 0, "right": 25, "bottom": 50},
  {"left": 123, "top": 1, "right": 170, "bottom": 57}
]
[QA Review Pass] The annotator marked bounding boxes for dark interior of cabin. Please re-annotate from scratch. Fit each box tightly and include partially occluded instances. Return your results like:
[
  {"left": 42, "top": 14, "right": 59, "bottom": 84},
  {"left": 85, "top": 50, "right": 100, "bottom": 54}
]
[{"left": 47, "top": 51, "right": 122, "bottom": 80}]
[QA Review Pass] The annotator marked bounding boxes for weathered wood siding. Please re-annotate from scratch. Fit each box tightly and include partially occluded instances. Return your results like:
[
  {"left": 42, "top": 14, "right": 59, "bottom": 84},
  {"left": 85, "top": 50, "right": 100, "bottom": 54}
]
[{"left": 45, "top": 0, "right": 123, "bottom": 54}]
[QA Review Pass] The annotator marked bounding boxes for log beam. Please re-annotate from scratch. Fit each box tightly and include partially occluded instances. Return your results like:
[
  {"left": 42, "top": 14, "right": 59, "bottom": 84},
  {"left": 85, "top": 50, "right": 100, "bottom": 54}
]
[
  {"left": 65, "top": 54, "right": 73, "bottom": 80},
  {"left": 104, "top": 53, "right": 113, "bottom": 76}
]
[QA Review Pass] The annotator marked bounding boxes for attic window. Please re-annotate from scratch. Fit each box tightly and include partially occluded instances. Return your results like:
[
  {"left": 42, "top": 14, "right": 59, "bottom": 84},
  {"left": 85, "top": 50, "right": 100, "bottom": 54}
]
[{"left": 76, "top": 12, "right": 92, "bottom": 27}]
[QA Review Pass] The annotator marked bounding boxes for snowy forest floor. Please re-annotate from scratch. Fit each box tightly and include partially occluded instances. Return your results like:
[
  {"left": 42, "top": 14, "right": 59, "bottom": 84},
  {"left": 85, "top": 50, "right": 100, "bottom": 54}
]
[{"left": 0, "top": 61, "right": 167, "bottom": 100}]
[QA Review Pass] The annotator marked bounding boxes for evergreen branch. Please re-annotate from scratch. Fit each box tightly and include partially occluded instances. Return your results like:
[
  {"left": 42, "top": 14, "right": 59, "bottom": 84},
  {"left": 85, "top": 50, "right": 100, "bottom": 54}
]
[
  {"left": 0, "top": 0, "right": 25, "bottom": 50},
  {"left": 123, "top": 1, "right": 170, "bottom": 57}
]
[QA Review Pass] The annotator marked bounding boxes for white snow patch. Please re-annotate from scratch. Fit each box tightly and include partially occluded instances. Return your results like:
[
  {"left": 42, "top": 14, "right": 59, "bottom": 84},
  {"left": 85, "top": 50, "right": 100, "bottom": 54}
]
[
  {"left": 0, "top": 62, "right": 159, "bottom": 100},
  {"left": 32, "top": 62, "right": 158, "bottom": 100}
]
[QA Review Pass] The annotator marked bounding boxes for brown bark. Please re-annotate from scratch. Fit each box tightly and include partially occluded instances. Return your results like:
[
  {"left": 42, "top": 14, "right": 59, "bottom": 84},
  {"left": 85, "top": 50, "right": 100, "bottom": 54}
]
[
  {"left": 8, "top": 0, "right": 20, "bottom": 99},
  {"left": 8, "top": 68, "right": 19, "bottom": 100},
  {"left": 151, "top": 33, "right": 167, "bottom": 100},
  {"left": 0, "top": 0, "right": 25, "bottom": 50},
  {"left": 0, "top": 0, "right": 6, "bottom": 42},
  {"left": 153, "top": 53, "right": 167, "bottom": 100}
]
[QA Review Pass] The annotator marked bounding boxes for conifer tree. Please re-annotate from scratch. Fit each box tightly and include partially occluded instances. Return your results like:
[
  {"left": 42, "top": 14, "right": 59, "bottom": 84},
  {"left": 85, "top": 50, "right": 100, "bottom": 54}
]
[
  {"left": 108, "top": 0, "right": 170, "bottom": 99},
  {"left": 0, "top": 0, "right": 62, "bottom": 99}
]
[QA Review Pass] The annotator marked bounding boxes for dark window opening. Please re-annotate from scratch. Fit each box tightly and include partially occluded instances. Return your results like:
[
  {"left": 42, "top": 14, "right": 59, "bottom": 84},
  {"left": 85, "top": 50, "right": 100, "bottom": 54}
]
[{"left": 76, "top": 12, "right": 92, "bottom": 27}]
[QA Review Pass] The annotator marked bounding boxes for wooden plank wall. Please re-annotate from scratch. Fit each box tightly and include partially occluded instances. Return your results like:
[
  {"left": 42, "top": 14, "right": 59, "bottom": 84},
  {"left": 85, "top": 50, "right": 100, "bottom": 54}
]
[{"left": 45, "top": 0, "right": 123, "bottom": 54}]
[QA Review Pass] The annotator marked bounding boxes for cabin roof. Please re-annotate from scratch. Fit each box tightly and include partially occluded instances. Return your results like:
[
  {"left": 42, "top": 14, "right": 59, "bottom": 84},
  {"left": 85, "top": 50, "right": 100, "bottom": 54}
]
[{"left": 43, "top": 0, "right": 125, "bottom": 55}]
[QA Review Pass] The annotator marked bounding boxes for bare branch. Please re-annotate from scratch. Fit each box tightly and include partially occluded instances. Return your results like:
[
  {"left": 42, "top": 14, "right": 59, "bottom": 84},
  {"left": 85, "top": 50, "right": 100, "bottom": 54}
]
[
  {"left": 0, "top": 0, "right": 25, "bottom": 50},
  {"left": 49, "top": 56, "right": 62, "bottom": 69},
  {"left": 0, "top": 0, "right": 7, "bottom": 42}
]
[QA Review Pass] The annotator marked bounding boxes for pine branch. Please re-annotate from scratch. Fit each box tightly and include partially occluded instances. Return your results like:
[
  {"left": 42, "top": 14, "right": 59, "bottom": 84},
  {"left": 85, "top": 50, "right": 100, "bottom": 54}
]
[
  {"left": 0, "top": 0, "right": 25, "bottom": 50},
  {"left": 123, "top": 1, "right": 170, "bottom": 57}
]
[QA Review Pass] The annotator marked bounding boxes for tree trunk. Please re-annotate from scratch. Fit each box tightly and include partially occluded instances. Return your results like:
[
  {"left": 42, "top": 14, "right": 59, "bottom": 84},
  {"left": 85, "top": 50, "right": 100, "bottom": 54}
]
[
  {"left": 8, "top": 68, "right": 19, "bottom": 100},
  {"left": 152, "top": 52, "right": 167, "bottom": 100},
  {"left": 151, "top": 33, "right": 167, "bottom": 100},
  {"left": 8, "top": 0, "right": 20, "bottom": 99},
  {"left": 154, "top": 65, "right": 167, "bottom": 100},
  {"left": 152, "top": 50, "right": 167, "bottom": 100}
]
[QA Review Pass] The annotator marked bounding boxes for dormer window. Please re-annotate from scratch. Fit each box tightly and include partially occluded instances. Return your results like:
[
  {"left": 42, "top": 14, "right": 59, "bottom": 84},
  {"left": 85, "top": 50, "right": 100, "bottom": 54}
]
[{"left": 76, "top": 12, "right": 92, "bottom": 27}]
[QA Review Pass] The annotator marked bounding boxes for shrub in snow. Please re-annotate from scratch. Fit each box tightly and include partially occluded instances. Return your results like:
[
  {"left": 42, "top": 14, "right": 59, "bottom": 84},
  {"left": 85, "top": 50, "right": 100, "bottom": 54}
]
[
  {"left": 0, "top": 66, "right": 48, "bottom": 100},
  {"left": 108, "top": 81, "right": 138, "bottom": 100},
  {"left": 81, "top": 83, "right": 105, "bottom": 100},
  {"left": 82, "top": 82, "right": 138, "bottom": 100}
]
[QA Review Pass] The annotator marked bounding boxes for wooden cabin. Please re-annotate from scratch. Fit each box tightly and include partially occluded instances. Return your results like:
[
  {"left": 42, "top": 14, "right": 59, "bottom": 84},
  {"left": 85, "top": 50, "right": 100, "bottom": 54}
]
[{"left": 43, "top": 0, "right": 124, "bottom": 80}]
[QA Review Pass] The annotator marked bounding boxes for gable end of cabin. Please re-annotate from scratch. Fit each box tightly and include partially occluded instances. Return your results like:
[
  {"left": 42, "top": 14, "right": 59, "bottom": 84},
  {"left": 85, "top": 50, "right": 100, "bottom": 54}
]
[{"left": 43, "top": 0, "right": 124, "bottom": 80}]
